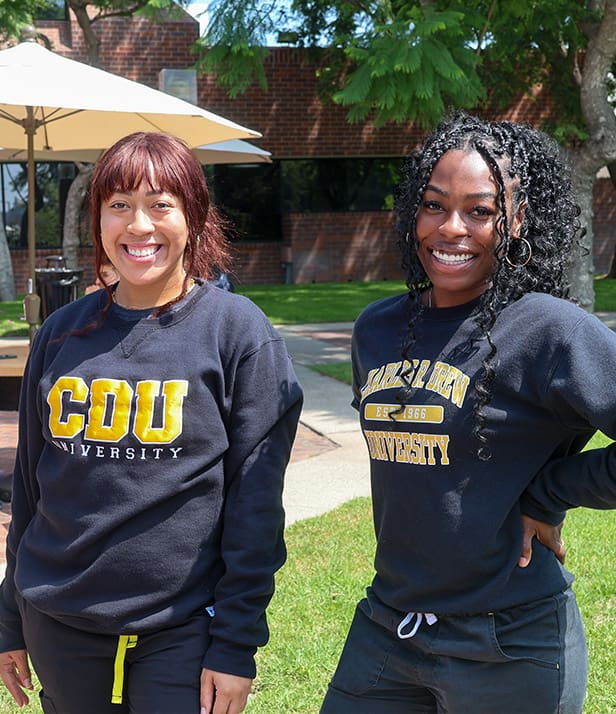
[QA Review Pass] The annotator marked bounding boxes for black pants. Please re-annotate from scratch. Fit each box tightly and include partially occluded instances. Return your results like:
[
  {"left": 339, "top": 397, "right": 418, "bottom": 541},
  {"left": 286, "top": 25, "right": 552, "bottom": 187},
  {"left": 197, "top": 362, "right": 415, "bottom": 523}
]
[
  {"left": 19, "top": 597, "right": 211, "bottom": 714},
  {"left": 321, "top": 588, "right": 588, "bottom": 714}
]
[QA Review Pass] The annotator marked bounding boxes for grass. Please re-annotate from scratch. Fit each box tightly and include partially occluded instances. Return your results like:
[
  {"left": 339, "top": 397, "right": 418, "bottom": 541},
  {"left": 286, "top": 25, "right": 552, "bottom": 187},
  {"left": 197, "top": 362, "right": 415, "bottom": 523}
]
[
  {"left": 248, "top": 498, "right": 616, "bottom": 714},
  {"left": 0, "top": 281, "right": 407, "bottom": 337},
  {"left": 0, "top": 298, "right": 28, "bottom": 338},
  {"left": 236, "top": 281, "right": 407, "bottom": 324},
  {"left": 594, "top": 275, "right": 616, "bottom": 311},
  {"left": 2, "top": 277, "right": 616, "bottom": 336},
  {"left": 309, "top": 362, "right": 353, "bottom": 384}
]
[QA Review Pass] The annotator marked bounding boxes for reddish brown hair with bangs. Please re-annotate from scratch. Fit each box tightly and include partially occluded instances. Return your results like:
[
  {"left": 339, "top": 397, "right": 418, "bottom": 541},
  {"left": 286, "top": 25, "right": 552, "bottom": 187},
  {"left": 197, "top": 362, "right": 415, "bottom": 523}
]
[{"left": 89, "top": 131, "right": 231, "bottom": 285}]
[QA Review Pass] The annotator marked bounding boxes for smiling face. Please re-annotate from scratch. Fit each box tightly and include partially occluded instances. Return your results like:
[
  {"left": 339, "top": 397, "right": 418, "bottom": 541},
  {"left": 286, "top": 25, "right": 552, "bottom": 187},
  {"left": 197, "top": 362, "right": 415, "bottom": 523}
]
[
  {"left": 100, "top": 179, "right": 189, "bottom": 308},
  {"left": 415, "top": 149, "right": 519, "bottom": 308}
]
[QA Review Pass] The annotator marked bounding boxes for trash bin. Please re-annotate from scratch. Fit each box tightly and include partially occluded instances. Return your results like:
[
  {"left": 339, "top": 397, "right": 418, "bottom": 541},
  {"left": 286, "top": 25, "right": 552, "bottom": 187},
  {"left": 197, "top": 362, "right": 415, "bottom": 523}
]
[{"left": 35, "top": 255, "right": 84, "bottom": 321}]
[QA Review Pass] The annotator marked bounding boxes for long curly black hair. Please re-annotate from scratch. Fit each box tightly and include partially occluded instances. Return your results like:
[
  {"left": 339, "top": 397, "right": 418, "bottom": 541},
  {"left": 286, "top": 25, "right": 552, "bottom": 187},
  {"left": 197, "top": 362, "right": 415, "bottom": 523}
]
[{"left": 393, "top": 111, "right": 583, "bottom": 460}]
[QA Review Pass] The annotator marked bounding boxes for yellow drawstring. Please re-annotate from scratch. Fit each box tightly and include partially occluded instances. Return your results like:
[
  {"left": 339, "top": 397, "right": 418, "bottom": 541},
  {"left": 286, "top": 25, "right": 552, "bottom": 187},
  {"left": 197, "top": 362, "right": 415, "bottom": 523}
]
[{"left": 111, "top": 634, "right": 138, "bottom": 704}]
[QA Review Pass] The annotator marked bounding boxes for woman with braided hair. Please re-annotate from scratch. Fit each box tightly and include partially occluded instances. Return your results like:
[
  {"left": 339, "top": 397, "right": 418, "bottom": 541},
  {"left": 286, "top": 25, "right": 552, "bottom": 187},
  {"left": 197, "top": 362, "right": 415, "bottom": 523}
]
[{"left": 321, "top": 112, "right": 616, "bottom": 713}]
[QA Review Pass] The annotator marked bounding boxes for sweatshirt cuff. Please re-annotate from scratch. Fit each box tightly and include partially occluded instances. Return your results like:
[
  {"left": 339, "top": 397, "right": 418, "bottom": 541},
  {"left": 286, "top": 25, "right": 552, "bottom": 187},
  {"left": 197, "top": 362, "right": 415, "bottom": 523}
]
[
  {"left": 202, "top": 638, "right": 257, "bottom": 679},
  {"left": 520, "top": 492, "right": 566, "bottom": 526},
  {"left": 0, "top": 620, "right": 26, "bottom": 654}
]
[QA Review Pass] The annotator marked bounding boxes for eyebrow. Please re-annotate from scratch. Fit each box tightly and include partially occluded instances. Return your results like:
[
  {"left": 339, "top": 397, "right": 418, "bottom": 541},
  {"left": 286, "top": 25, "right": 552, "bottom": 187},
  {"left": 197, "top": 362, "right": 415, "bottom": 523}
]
[
  {"left": 111, "top": 189, "right": 165, "bottom": 197},
  {"left": 424, "top": 184, "right": 497, "bottom": 200}
]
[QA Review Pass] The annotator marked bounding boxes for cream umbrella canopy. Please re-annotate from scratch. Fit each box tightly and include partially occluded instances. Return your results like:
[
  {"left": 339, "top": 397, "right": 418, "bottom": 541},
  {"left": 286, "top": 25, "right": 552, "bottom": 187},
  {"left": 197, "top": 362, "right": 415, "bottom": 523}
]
[
  {"left": 0, "top": 139, "right": 272, "bottom": 165},
  {"left": 0, "top": 35, "right": 261, "bottom": 286}
]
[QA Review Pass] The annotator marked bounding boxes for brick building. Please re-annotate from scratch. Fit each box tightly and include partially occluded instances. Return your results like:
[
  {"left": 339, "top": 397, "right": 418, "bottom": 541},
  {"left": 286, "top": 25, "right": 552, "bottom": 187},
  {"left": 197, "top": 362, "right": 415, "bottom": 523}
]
[{"left": 4, "top": 7, "right": 616, "bottom": 291}]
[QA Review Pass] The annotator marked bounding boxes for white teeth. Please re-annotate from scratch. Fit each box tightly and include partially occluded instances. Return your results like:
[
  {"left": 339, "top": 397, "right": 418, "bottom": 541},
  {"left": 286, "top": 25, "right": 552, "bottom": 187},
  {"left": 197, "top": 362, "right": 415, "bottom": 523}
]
[
  {"left": 432, "top": 249, "right": 473, "bottom": 264},
  {"left": 126, "top": 246, "right": 157, "bottom": 257}
]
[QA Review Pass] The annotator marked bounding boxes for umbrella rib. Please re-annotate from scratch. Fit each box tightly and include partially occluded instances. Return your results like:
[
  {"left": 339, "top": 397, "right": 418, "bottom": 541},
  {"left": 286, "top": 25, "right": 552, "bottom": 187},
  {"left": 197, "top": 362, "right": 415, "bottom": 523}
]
[
  {"left": 38, "top": 107, "right": 85, "bottom": 124},
  {"left": 0, "top": 107, "right": 85, "bottom": 132},
  {"left": 135, "top": 113, "right": 168, "bottom": 132},
  {"left": 0, "top": 108, "right": 22, "bottom": 125}
]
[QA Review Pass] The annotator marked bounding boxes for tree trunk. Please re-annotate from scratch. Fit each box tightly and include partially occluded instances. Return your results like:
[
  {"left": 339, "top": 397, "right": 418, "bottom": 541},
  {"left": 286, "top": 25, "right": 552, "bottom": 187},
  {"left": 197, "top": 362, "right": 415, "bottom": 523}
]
[
  {"left": 572, "top": 0, "right": 616, "bottom": 308},
  {"left": 0, "top": 221, "right": 16, "bottom": 301},
  {"left": 567, "top": 154, "right": 596, "bottom": 312},
  {"left": 67, "top": 0, "right": 101, "bottom": 66},
  {"left": 62, "top": 164, "right": 94, "bottom": 270}
]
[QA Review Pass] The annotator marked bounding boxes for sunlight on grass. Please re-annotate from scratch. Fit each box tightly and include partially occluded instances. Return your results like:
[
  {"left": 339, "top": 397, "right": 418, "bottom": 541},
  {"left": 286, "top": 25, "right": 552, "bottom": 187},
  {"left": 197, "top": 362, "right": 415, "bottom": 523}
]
[
  {"left": 308, "top": 362, "right": 353, "bottom": 385},
  {"left": 238, "top": 281, "right": 406, "bottom": 324},
  {"left": 0, "top": 296, "right": 27, "bottom": 338},
  {"left": 594, "top": 276, "right": 616, "bottom": 312}
]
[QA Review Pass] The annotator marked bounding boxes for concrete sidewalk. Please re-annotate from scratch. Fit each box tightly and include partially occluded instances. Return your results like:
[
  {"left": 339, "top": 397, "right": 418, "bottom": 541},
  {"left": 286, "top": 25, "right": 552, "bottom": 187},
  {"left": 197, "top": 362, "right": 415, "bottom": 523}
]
[{"left": 275, "top": 323, "right": 370, "bottom": 525}]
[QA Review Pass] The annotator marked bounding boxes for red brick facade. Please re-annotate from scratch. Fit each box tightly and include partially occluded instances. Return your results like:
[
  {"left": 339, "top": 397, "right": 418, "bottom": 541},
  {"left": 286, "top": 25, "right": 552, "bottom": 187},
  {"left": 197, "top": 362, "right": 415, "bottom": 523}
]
[{"left": 5, "top": 9, "right": 616, "bottom": 290}]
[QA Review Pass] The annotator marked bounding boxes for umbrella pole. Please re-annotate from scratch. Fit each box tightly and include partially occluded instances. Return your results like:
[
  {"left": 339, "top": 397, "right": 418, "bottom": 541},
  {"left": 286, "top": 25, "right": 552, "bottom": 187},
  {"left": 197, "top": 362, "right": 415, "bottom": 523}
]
[{"left": 24, "top": 106, "right": 40, "bottom": 345}]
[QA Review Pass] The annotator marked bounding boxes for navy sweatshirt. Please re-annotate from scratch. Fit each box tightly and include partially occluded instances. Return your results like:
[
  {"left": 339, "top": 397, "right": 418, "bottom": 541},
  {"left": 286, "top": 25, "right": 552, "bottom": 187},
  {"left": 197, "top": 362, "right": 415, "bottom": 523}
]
[
  {"left": 352, "top": 291, "right": 616, "bottom": 616},
  {"left": 0, "top": 281, "right": 303, "bottom": 678}
]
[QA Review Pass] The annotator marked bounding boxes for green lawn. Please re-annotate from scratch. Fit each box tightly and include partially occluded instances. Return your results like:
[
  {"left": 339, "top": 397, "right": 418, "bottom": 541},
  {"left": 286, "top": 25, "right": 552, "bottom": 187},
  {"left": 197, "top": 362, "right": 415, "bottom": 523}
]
[
  {"left": 2, "top": 277, "right": 616, "bottom": 336},
  {"left": 594, "top": 275, "right": 616, "bottom": 311},
  {"left": 237, "top": 280, "right": 407, "bottom": 324}
]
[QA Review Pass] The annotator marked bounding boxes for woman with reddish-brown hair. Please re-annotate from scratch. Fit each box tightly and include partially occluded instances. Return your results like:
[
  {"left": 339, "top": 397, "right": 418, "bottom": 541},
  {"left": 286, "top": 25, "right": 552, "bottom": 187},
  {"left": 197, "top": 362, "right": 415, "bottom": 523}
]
[{"left": 0, "top": 131, "right": 303, "bottom": 714}]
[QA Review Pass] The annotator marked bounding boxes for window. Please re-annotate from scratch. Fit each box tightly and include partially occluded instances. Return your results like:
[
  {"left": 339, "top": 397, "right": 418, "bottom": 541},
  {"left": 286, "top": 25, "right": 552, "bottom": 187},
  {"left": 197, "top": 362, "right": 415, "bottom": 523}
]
[
  {"left": 1, "top": 162, "right": 77, "bottom": 249},
  {"left": 281, "top": 157, "right": 403, "bottom": 212},
  {"left": 205, "top": 157, "right": 403, "bottom": 243},
  {"left": 206, "top": 163, "right": 282, "bottom": 242}
]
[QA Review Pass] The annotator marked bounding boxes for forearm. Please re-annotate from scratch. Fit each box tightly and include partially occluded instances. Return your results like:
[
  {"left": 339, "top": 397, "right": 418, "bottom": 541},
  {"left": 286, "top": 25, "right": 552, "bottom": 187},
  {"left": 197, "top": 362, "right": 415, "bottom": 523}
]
[{"left": 525, "top": 444, "right": 616, "bottom": 513}]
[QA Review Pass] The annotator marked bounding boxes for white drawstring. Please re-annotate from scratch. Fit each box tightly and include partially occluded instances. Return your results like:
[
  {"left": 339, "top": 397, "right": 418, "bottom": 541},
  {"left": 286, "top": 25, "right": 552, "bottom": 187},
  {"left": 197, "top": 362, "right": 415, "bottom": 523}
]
[{"left": 397, "top": 611, "right": 438, "bottom": 639}]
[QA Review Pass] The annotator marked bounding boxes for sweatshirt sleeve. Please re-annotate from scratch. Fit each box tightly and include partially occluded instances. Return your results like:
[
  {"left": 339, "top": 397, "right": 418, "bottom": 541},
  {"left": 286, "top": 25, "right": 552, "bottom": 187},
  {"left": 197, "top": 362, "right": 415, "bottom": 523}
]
[
  {"left": 0, "top": 333, "right": 45, "bottom": 652},
  {"left": 202, "top": 333, "right": 303, "bottom": 678},
  {"left": 522, "top": 311, "right": 616, "bottom": 516},
  {"left": 523, "top": 445, "right": 616, "bottom": 513}
]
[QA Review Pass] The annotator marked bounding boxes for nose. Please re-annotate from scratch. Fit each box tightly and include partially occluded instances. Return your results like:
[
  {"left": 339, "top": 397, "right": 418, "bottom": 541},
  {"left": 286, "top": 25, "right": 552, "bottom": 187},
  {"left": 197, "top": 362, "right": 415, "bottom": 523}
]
[
  {"left": 127, "top": 209, "right": 154, "bottom": 234},
  {"left": 438, "top": 210, "right": 469, "bottom": 238}
]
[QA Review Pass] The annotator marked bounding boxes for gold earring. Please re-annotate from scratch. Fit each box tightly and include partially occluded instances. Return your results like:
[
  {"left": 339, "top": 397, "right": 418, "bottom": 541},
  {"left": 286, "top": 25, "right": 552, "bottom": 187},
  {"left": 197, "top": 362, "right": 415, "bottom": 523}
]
[{"left": 505, "top": 237, "right": 532, "bottom": 268}]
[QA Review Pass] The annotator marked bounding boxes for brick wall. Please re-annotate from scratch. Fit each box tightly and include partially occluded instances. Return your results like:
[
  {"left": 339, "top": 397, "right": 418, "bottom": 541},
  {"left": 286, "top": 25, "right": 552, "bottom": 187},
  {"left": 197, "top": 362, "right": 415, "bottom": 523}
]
[
  {"left": 283, "top": 212, "right": 405, "bottom": 283},
  {"left": 231, "top": 242, "right": 285, "bottom": 286},
  {"left": 11, "top": 247, "right": 97, "bottom": 294},
  {"left": 592, "top": 178, "right": 616, "bottom": 275}
]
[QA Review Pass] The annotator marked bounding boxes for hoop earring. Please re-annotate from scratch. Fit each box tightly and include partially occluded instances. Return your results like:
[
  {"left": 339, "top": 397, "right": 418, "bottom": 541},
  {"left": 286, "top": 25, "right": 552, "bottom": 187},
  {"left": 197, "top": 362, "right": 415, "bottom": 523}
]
[
  {"left": 405, "top": 232, "right": 410, "bottom": 243},
  {"left": 505, "top": 237, "right": 532, "bottom": 268}
]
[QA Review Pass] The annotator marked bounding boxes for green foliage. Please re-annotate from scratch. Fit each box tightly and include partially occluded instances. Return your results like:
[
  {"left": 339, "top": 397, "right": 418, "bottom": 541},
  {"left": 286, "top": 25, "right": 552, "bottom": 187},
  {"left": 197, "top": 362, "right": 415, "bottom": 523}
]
[
  {"left": 471, "top": 0, "right": 591, "bottom": 134},
  {"left": 195, "top": 0, "right": 289, "bottom": 94},
  {"left": 195, "top": 43, "right": 269, "bottom": 96},
  {"left": 336, "top": 7, "right": 484, "bottom": 127},
  {"left": 0, "top": 0, "right": 52, "bottom": 39},
  {"left": 201, "top": 0, "right": 604, "bottom": 142}
]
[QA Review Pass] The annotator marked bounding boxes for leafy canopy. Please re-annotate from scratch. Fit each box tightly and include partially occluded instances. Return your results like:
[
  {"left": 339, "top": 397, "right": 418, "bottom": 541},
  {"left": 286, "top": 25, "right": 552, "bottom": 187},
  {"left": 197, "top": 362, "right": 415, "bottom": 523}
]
[{"left": 198, "top": 0, "right": 599, "bottom": 137}]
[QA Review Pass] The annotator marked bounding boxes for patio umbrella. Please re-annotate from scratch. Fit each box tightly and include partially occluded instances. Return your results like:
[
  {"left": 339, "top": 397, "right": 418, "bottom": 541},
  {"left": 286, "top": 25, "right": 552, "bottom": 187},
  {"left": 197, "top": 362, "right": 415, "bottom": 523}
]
[
  {"left": 0, "top": 139, "right": 272, "bottom": 165},
  {"left": 0, "top": 35, "right": 261, "bottom": 287}
]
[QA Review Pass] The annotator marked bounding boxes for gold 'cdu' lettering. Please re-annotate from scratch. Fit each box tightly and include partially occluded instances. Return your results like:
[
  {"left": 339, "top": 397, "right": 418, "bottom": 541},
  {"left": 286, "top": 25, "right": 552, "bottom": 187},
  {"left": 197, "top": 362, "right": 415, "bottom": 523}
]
[
  {"left": 46, "top": 376, "right": 189, "bottom": 445},
  {"left": 134, "top": 380, "right": 189, "bottom": 444},
  {"left": 47, "top": 376, "right": 89, "bottom": 438},
  {"left": 85, "top": 378, "right": 134, "bottom": 442}
]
